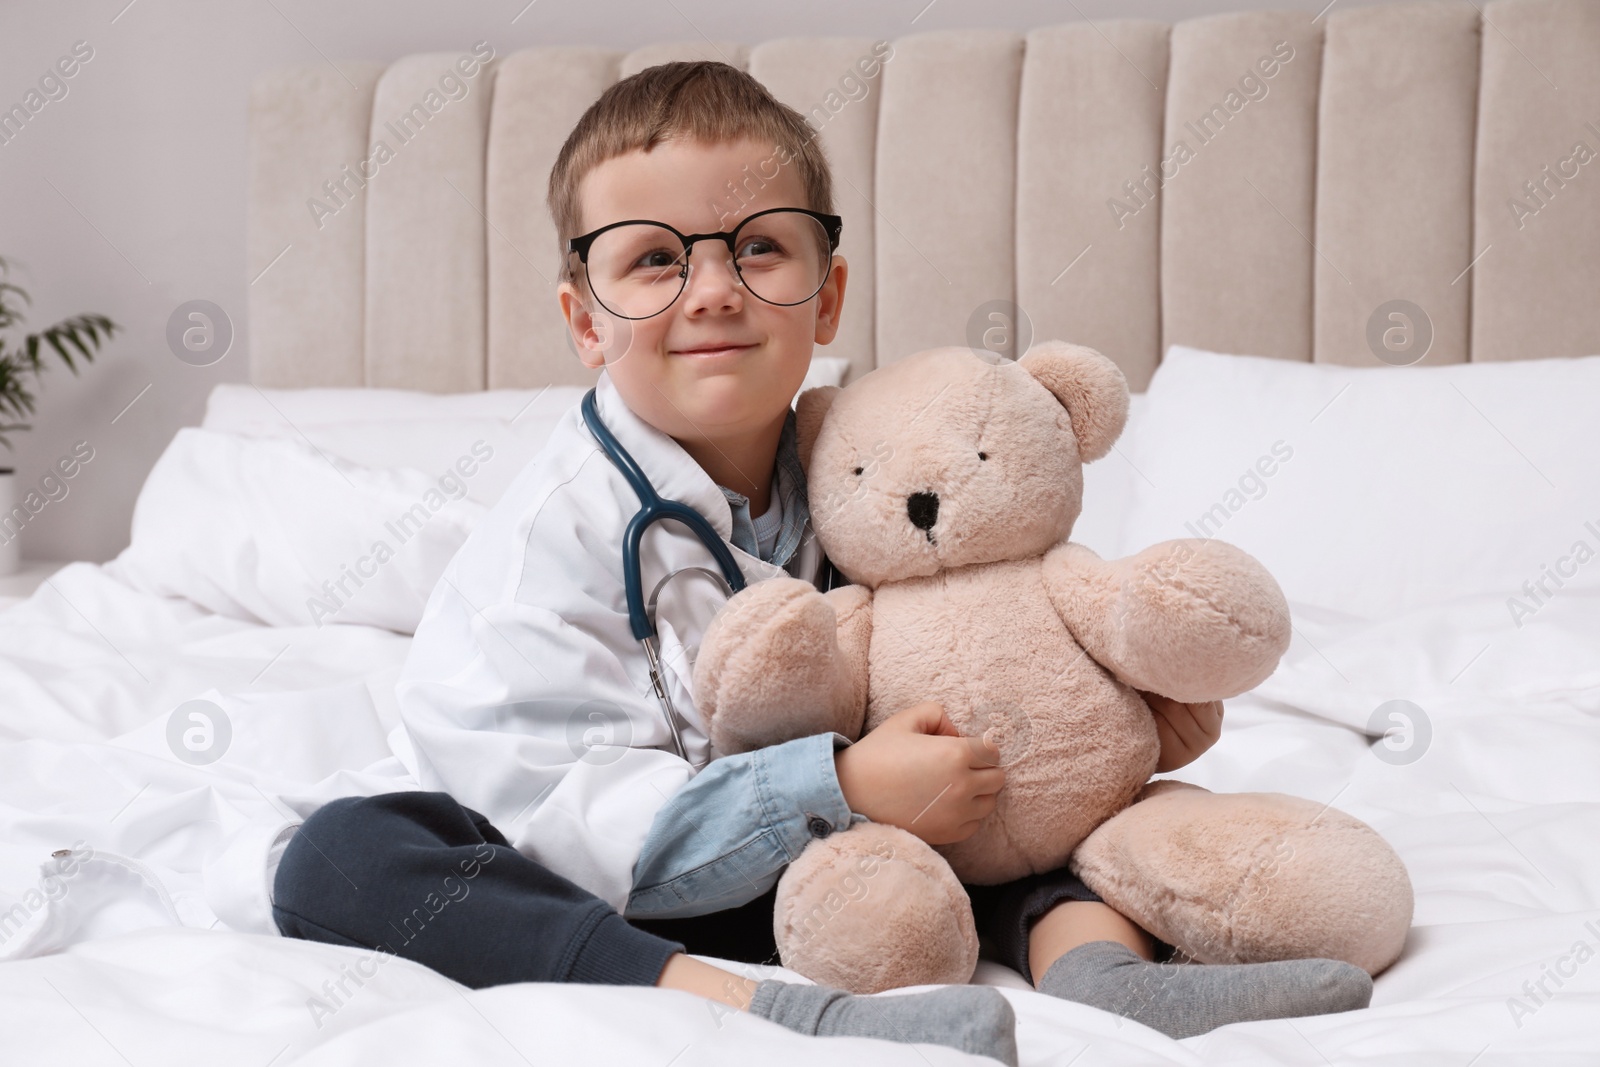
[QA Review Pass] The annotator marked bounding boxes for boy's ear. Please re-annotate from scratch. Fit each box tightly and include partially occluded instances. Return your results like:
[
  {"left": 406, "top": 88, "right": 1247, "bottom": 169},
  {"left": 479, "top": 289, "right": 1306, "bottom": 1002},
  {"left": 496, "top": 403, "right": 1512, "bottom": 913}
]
[
  {"left": 794, "top": 386, "right": 839, "bottom": 475},
  {"left": 558, "top": 281, "right": 604, "bottom": 369}
]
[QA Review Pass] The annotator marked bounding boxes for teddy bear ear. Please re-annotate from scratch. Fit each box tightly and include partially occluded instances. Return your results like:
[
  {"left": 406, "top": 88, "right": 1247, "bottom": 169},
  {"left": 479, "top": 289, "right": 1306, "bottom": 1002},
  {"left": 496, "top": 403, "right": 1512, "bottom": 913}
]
[
  {"left": 1017, "top": 341, "right": 1130, "bottom": 463},
  {"left": 794, "top": 385, "right": 840, "bottom": 475}
]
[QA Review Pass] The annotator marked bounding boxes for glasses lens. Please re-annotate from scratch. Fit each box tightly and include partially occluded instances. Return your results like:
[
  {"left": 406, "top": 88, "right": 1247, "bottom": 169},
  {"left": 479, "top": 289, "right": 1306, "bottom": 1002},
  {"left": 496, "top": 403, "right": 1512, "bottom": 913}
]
[
  {"left": 733, "top": 211, "right": 832, "bottom": 306},
  {"left": 584, "top": 223, "right": 689, "bottom": 318}
]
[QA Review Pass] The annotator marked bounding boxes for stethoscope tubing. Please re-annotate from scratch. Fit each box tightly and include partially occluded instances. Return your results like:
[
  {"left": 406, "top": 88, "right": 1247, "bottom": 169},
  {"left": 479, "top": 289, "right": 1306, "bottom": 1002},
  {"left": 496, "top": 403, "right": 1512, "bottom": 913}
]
[
  {"left": 581, "top": 388, "right": 748, "bottom": 641},
  {"left": 581, "top": 387, "right": 750, "bottom": 768}
]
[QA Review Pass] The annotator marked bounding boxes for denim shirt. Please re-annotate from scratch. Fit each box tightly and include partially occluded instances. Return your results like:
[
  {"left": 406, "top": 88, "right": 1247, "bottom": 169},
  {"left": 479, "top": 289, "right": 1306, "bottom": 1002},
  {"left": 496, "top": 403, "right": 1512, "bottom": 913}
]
[
  {"left": 626, "top": 732, "right": 863, "bottom": 918},
  {"left": 625, "top": 406, "right": 869, "bottom": 919},
  {"left": 718, "top": 407, "right": 809, "bottom": 569}
]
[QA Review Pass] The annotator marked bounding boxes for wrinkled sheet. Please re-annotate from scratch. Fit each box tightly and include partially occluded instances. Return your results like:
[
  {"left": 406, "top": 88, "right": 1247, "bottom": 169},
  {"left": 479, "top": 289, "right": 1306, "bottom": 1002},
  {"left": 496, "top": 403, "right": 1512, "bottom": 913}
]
[{"left": 1, "top": 562, "right": 1597, "bottom": 1065}]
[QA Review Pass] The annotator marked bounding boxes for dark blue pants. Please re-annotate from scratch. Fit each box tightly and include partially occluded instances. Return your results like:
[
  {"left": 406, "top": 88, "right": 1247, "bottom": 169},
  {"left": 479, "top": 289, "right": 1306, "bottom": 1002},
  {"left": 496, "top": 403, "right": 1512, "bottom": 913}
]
[{"left": 271, "top": 790, "right": 1103, "bottom": 989}]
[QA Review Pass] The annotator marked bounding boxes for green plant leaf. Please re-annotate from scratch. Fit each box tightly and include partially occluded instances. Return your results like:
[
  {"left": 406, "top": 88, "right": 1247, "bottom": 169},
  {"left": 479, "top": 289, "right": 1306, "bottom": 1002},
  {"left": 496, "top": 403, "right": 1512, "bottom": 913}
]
[
  {"left": 44, "top": 330, "right": 76, "bottom": 372},
  {"left": 0, "top": 428, "right": 30, "bottom": 452},
  {"left": 33, "top": 315, "right": 115, "bottom": 374},
  {"left": 0, "top": 258, "right": 27, "bottom": 333},
  {"left": 59, "top": 325, "right": 93, "bottom": 364},
  {"left": 0, "top": 267, "right": 119, "bottom": 446},
  {"left": 0, "top": 282, "right": 28, "bottom": 333},
  {"left": 0, "top": 359, "right": 31, "bottom": 421}
]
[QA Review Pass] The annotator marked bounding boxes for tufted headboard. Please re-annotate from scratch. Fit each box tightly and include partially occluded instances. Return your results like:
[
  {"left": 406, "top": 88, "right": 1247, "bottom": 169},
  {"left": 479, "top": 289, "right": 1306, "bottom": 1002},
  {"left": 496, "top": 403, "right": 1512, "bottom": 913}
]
[{"left": 247, "top": 0, "right": 1600, "bottom": 393}]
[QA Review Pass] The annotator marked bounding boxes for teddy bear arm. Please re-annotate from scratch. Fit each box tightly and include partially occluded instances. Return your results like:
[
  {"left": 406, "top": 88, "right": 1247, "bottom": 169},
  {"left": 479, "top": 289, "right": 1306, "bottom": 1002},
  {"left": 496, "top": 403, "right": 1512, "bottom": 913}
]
[
  {"left": 821, "top": 584, "right": 873, "bottom": 739},
  {"left": 1041, "top": 539, "right": 1292, "bottom": 702},
  {"left": 692, "top": 578, "right": 871, "bottom": 754},
  {"left": 1040, "top": 541, "right": 1186, "bottom": 695}
]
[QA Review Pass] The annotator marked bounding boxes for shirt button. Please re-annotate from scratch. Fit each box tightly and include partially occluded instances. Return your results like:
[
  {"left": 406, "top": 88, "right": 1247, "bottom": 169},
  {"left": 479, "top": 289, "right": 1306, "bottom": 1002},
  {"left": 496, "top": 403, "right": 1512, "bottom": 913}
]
[
  {"left": 51, "top": 849, "right": 72, "bottom": 858},
  {"left": 807, "top": 816, "right": 833, "bottom": 839}
]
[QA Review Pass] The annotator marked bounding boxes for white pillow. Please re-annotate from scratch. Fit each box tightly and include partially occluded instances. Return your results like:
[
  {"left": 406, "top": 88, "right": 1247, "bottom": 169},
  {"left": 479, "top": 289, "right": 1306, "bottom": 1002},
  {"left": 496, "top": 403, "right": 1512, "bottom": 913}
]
[
  {"left": 202, "top": 359, "right": 851, "bottom": 508},
  {"left": 1119, "top": 345, "right": 1600, "bottom": 619},
  {"left": 202, "top": 385, "right": 588, "bottom": 508},
  {"left": 112, "top": 428, "right": 485, "bottom": 634},
  {"left": 144, "top": 362, "right": 857, "bottom": 632},
  {"left": 1071, "top": 392, "right": 1149, "bottom": 558}
]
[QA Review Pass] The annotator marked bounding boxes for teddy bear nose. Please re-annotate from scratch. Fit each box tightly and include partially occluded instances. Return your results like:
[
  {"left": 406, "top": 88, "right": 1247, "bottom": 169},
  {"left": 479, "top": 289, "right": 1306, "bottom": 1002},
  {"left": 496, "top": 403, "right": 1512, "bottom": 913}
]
[{"left": 906, "top": 491, "right": 940, "bottom": 531}]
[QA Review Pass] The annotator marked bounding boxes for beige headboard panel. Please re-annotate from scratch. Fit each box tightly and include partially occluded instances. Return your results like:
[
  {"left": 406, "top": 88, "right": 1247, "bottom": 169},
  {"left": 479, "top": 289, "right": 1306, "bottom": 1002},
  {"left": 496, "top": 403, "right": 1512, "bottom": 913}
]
[{"left": 247, "top": 0, "right": 1600, "bottom": 393}]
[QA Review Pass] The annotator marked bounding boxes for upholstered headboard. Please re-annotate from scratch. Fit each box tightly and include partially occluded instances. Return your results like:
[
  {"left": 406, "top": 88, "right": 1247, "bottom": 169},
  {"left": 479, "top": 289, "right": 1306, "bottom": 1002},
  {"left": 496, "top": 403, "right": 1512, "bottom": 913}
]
[{"left": 247, "top": 0, "right": 1600, "bottom": 393}]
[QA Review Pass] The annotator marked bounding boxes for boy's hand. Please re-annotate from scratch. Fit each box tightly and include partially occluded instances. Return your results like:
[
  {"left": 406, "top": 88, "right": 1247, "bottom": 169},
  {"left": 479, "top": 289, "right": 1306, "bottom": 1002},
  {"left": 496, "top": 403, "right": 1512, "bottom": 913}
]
[
  {"left": 834, "top": 701, "right": 1004, "bottom": 846},
  {"left": 1144, "top": 691, "right": 1224, "bottom": 773}
]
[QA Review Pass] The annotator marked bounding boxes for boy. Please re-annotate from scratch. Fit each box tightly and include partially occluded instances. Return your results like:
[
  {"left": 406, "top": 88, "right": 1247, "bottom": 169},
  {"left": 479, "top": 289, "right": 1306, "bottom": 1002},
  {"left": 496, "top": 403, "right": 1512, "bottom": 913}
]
[{"left": 272, "top": 60, "right": 1369, "bottom": 1053}]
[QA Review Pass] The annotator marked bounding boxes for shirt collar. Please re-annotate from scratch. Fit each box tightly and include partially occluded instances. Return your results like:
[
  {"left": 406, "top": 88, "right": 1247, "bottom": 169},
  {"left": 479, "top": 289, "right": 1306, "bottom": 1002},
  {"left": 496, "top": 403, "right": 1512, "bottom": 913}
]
[{"left": 716, "top": 408, "right": 812, "bottom": 568}]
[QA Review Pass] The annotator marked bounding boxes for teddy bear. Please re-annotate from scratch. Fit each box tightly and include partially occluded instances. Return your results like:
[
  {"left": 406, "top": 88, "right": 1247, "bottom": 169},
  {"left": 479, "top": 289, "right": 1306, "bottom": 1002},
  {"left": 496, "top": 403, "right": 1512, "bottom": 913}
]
[{"left": 689, "top": 340, "right": 1414, "bottom": 995}]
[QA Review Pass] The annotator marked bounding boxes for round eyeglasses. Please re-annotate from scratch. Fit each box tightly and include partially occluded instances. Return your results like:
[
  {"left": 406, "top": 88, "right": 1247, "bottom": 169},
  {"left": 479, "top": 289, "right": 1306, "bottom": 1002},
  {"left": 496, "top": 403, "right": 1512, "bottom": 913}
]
[{"left": 567, "top": 208, "right": 843, "bottom": 321}]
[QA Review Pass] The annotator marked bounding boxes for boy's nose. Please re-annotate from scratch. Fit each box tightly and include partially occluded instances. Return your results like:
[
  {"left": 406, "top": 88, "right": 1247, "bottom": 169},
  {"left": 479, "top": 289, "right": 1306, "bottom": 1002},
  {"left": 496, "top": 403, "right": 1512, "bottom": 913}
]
[
  {"left": 681, "top": 245, "right": 744, "bottom": 307},
  {"left": 907, "top": 491, "right": 939, "bottom": 531}
]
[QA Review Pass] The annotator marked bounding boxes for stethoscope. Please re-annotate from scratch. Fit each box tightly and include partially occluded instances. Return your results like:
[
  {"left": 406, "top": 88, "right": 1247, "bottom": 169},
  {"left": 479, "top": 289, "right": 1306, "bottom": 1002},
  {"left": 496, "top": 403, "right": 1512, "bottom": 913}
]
[{"left": 581, "top": 388, "right": 748, "bottom": 768}]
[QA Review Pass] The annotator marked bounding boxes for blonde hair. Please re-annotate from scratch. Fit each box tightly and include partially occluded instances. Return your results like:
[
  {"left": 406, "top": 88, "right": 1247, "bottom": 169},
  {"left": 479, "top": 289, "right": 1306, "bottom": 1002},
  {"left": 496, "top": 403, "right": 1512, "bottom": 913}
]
[{"left": 546, "top": 60, "right": 835, "bottom": 285}]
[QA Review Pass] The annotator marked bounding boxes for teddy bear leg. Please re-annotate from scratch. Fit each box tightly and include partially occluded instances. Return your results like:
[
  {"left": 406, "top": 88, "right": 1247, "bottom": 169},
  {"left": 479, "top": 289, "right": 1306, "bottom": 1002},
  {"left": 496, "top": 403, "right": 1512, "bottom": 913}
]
[
  {"left": 1070, "top": 782, "right": 1414, "bottom": 976},
  {"left": 774, "top": 823, "right": 979, "bottom": 994},
  {"left": 691, "top": 577, "right": 869, "bottom": 754}
]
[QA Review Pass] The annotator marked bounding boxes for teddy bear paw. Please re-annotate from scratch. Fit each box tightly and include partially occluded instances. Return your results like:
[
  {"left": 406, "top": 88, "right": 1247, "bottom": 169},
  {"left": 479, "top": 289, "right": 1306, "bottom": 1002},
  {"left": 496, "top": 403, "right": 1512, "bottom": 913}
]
[
  {"left": 692, "top": 577, "right": 862, "bottom": 754},
  {"left": 1114, "top": 538, "right": 1292, "bottom": 700}
]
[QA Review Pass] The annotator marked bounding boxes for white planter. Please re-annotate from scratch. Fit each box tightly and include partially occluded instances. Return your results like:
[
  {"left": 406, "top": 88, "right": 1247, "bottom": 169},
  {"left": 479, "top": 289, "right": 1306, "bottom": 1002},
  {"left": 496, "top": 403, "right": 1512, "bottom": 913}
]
[{"left": 0, "top": 469, "right": 18, "bottom": 578}]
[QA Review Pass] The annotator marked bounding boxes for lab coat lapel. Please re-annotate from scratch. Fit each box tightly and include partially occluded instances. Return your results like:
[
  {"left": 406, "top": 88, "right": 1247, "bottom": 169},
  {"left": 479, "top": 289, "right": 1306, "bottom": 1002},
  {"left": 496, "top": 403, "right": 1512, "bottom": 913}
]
[
  {"left": 592, "top": 371, "right": 733, "bottom": 541},
  {"left": 591, "top": 371, "right": 786, "bottom": 585}
]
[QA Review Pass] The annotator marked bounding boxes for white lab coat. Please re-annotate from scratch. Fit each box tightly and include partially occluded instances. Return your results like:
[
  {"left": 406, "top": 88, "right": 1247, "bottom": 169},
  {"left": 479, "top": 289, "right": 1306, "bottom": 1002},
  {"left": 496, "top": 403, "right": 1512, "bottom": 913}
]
[{"left": 393, "top": 369, "right": 825, "bottom": 913}]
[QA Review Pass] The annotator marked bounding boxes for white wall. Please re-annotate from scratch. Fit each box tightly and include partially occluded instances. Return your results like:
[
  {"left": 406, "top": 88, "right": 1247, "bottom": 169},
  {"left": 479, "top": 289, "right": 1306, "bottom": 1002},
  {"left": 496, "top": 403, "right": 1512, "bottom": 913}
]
[{"left": 0, "top": 0, "right": 1394, "bottom": 563}]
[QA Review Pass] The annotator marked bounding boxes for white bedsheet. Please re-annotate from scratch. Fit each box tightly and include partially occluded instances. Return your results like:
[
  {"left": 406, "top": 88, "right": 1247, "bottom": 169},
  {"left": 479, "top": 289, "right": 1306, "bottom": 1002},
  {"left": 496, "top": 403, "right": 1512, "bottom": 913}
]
[{"left": 1, "top": 560, "right": 1597, "bottom": 1065}]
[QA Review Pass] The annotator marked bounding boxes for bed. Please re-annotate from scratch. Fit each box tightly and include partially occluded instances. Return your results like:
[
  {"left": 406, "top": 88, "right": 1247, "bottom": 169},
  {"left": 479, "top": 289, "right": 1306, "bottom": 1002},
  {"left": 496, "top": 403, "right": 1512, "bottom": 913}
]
[{"left": 4, "top": 1, "right": 1600, "bottom": 1062}]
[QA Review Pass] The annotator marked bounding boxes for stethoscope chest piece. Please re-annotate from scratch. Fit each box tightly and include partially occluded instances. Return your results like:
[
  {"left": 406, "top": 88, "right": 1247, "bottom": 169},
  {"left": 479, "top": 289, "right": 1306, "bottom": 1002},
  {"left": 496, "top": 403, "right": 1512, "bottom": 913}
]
[{"left": 643, "top": 565, "right": 737, "bottom": 767}]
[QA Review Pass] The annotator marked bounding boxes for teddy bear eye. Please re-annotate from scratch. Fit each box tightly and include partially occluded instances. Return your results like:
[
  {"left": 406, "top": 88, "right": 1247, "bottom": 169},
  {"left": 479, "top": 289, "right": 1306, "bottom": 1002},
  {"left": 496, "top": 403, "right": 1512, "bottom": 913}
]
[
  {"left": 978, "top": 452, "right": 988, "bottom": 461},
  {"left": 853, "top": 466, "right": 864, "bottom": 476}
]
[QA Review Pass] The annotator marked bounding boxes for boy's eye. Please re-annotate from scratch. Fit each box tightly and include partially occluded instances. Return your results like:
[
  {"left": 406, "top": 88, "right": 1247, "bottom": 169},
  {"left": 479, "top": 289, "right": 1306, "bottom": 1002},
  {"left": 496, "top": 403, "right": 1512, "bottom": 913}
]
[
  {"left": 633, "top": 249, "right": 681, "bottom": 271},
  {"left": 978, "top": 452, "right": 988, "bottom": 461},
  {"left": 736, "top": 236, "right": 783, "bottom": 260},
  {"left": 853, "top": 466, "right": 864, "bottom": 476}
]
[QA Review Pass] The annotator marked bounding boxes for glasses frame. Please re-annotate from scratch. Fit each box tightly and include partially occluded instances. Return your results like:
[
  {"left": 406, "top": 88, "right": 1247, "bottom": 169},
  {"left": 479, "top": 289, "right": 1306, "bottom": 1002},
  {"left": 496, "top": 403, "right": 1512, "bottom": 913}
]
[{"left": 566, "top": 207, "right": 844, "bottom": 321}]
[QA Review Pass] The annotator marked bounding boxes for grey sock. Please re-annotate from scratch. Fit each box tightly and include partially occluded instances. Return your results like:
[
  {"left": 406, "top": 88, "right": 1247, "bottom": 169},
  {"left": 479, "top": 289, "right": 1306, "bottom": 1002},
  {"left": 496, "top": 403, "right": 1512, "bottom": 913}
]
[
  {"left": 748, "top": 980, "right": 1019, "bottom": 1066},
  {"left": 1037, "top": 940, "right": 1372, "bottom": 1040}
]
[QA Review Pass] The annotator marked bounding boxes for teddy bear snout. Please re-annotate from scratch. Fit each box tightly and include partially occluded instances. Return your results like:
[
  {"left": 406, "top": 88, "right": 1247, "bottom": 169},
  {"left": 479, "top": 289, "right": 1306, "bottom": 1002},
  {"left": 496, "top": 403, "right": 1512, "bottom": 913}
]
[{"left": 906, "top": 491, "right": 940, "bottom": 536}]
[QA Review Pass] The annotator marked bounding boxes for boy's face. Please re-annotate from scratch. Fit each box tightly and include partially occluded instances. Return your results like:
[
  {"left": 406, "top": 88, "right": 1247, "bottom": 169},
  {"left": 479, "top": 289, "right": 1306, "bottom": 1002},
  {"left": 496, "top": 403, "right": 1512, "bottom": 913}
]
[{"left": 558, "top": 137, "right": 847, "bottom": 447}]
